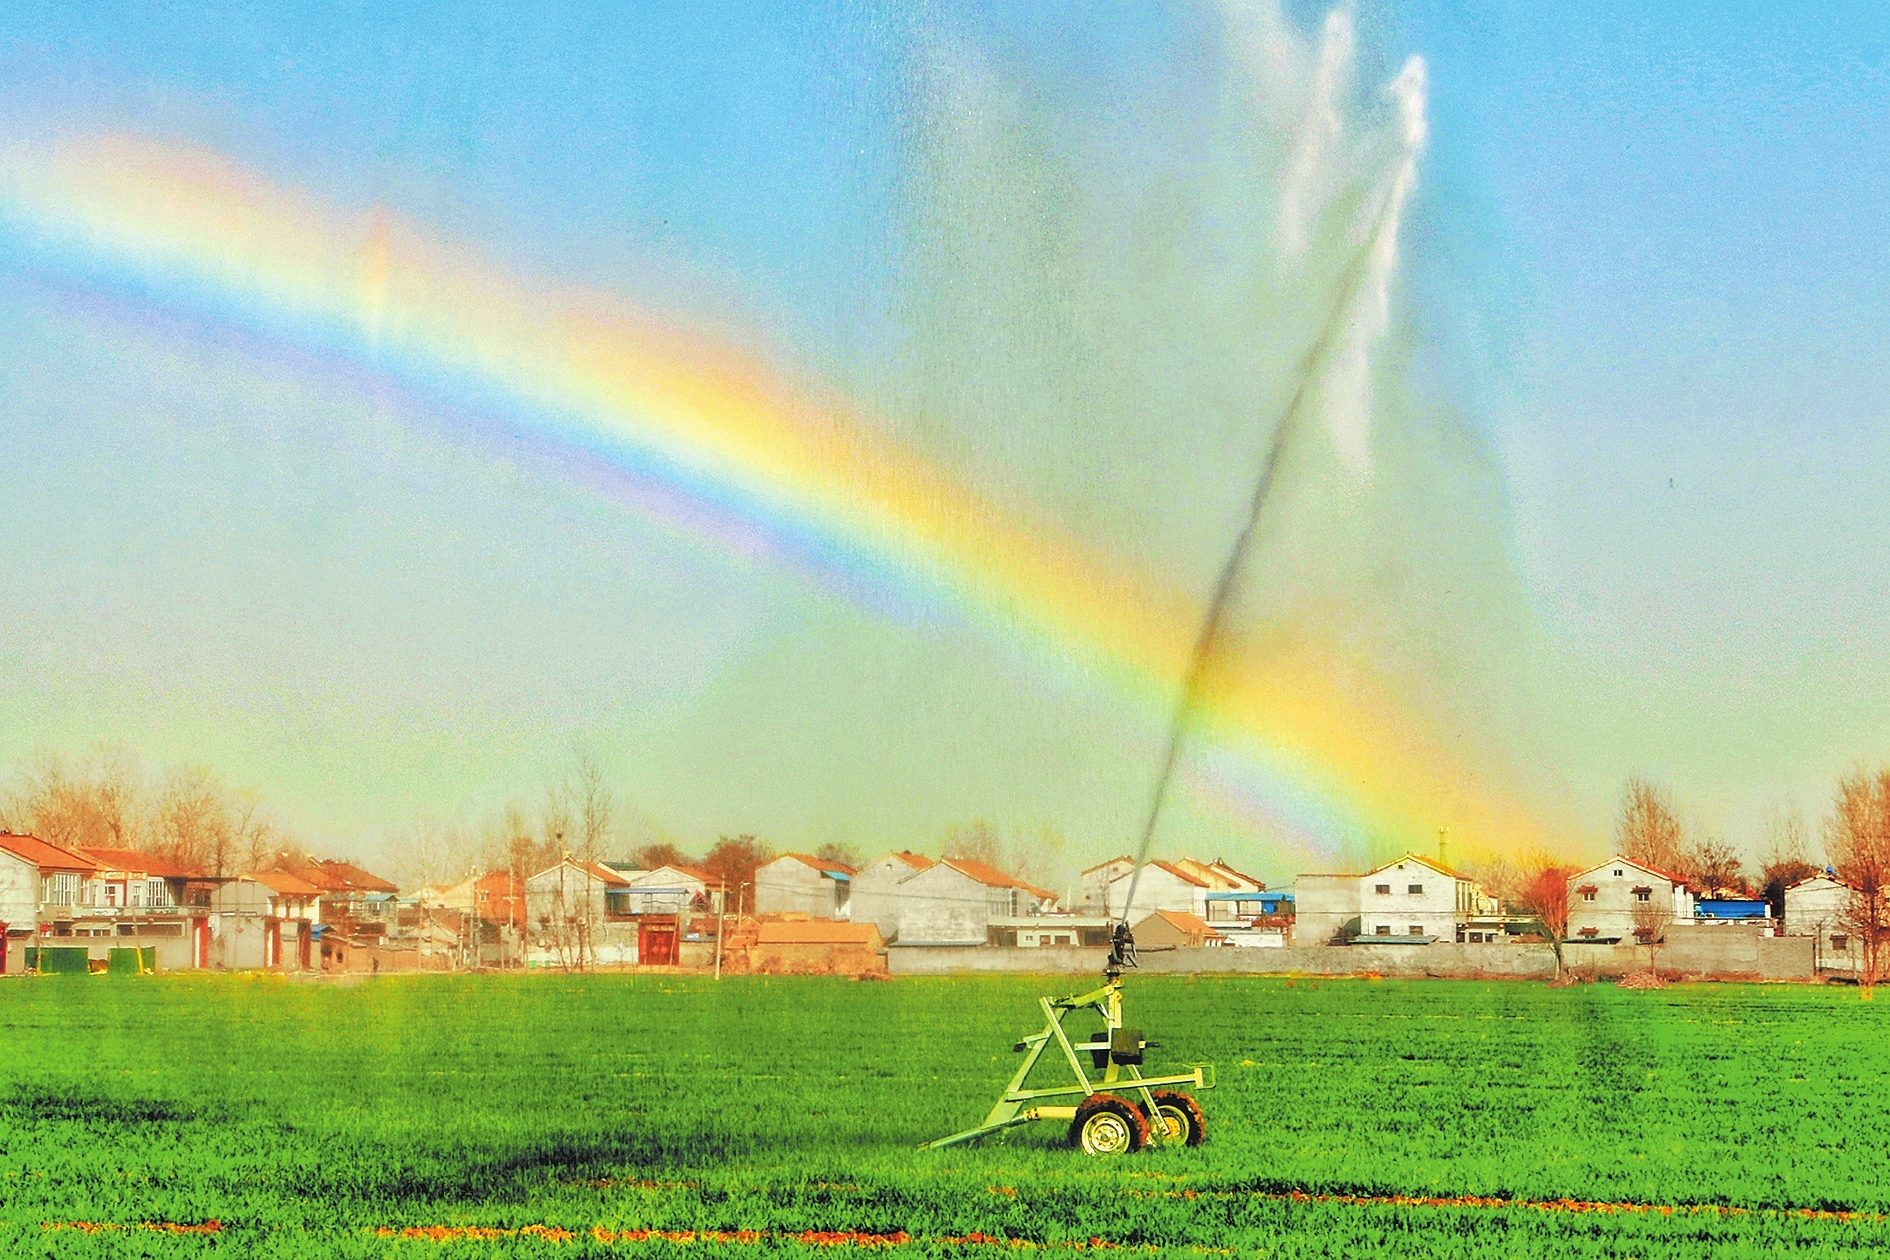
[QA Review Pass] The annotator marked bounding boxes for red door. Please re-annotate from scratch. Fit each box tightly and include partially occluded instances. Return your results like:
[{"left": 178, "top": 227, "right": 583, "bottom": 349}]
[
  {"left": 638, "top": 918, "right": 678, "bottom": 965},
  {"left": 191, "top": 917, "right": 210, "bottom": 969},
  {"left": 265, "top": 918, "right": 281, "bottom": 968}
]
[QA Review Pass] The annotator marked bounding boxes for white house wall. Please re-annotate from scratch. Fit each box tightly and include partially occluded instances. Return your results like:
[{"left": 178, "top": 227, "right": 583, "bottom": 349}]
[
  {"left": 754, "top": 859, "right": 843, "bottom": 919},
  {"left": 1358, "top": 859, "right": 1457, "bottom": 940}
]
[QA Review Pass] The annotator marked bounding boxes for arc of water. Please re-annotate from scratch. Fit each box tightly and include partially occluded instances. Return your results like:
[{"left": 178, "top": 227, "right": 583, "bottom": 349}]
[{"left": 1117, "top": 60, "right": 1426, "bottom": 928}]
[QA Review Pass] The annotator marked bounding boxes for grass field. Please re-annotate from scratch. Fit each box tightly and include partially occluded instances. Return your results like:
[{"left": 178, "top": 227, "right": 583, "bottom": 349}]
[{"left": 4, "top": 972, "right": 1890, "bottom": 1257}]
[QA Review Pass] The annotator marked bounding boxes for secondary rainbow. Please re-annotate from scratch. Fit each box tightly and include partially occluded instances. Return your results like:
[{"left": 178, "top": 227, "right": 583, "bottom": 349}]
[{"left": 0, "top": 129, "right": 1554, "bottom": 860}]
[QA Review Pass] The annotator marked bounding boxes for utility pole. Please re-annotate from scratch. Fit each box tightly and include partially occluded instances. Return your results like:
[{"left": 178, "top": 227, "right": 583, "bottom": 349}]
[{"left": 714, "top": 879, "right": 727, "bottom": 980}]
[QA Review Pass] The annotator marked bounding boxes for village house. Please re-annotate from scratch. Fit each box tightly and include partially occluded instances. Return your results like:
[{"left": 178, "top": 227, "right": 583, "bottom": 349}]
[
  {"left": 1565, "top": 855, "right": 1695, "bottom": 944},
  {"left": 210, "top": 870, "right": 323, "bottom": 969},
  {"left": 1784, "top": 874, "right": 1859, "bottom": 972},
  {"left": 849, "top": 851, "right": 935, "bottom": 940},
  {"left": 523, "top": 857, "right": 633, "bottom": 966},
  {"left": 271, "top": 857, "right": 399, "bottom": 935},
  {"left": 1081, "top": 856, "right": 1265, "bottom": 921},
  {"left": 754, "top": 853, "right": 856, "bottom": 919},
  {"left": 887, "top": 857, "right": 1058, "bottom": 947},
  {"left": 620, "top": 863, "right": 719, "bottom": 915},
  {"left": 1293, "top": 854, "right": 1496, "bottom": 945},
  {"left": 0, "top": 833, "right": 102, "bottom": 972}
]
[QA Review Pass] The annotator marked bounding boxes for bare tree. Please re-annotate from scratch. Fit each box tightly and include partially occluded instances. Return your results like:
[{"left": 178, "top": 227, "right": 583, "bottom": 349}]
[
  {"left": 152, "top": 765, "right": 236, "bottom": 873},
  {"left": 573, "top": 754, "right": 613, "bottom": 865},
  {"left": 8, "top": 748, "right": 149, "bottom": 851},
  {"left": 943, "top": 820, "right": 1006, "bottom": 871},
  {"left": 632, "top": 841, "right": 691, "bottom": 872},
  {"left": 814, "top": 841, "right": 864, "bottom": 869},
  {"left": 1828, "top": 766, "right": 1890, "bottom": 996},
  {"left": 1630, "top": 892, "right": 1669, "bottom": 980},
  {"left": 1686, "top": 837, "right": 1745, "bottom": 897},
  {"left": 1619, "top": 777, "right": 1685, "bottom": 874},
  {"left": 1759, "top": 799, "right": 1819, "bottom": 921},
  {"left": 702, "top": 835, "right": 772, "bottom": 916},
  {"left": 1516, "top": 858, "right": 1576, "bottom": 979}
]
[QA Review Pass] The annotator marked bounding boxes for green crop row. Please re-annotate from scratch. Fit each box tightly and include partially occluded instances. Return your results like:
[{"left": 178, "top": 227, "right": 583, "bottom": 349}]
[{"left": 2, "top": 973, "right": 1888, "bottom": 1256}]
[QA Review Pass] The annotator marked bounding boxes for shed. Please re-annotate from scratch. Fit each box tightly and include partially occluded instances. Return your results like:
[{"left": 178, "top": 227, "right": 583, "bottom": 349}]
[{"left": 1133, "top": 909, "right": 1226, "bottom": 948}]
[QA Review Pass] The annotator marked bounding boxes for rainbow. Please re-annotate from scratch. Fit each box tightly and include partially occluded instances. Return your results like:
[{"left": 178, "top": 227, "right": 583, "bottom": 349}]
[{"left": 0, "top": 130, "right": 1556, "bottom": 862}]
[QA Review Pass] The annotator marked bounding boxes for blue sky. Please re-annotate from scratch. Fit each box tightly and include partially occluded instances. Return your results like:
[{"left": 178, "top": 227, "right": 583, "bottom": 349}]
[{"left": 1, "top": 2, "right": 1885, "bottom": 868}]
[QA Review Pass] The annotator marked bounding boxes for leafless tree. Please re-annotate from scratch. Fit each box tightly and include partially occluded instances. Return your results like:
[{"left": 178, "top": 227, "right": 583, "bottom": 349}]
[
  {"left": 1828, "top": 766, "right": 1890, "bottom": 995},
  {"left": 814, "top": 841, "right": 863, "bottom": 869},
  {"left": 1759, "top": 799, "right": 1820, "bottom": 920},
  {"left": 573, "top": 753, "right": 613, "bottom": 866},
  {"left": 7, "top": 747, "right": 149, "bottom": 851},
  {"left": 1630, "top": 892, "right": 1669, "bottom": 978},
  {"left": 152, "top": 765, "right": 236, "bottom": 873},
  {"left": 1619, "top": 777, "right": 1686, "bottom": 875},
  {"left": 1516, "top": 858, "right": 1576, "bottom": 978},
  {"left": 1686, "top": 837, "right": 1745, "bottom": 897}
]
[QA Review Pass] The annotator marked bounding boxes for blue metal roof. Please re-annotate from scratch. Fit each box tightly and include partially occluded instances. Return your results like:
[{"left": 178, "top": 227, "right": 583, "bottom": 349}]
[{"left": 1697, "top": 898, "right": 1769, "bottom": 919}]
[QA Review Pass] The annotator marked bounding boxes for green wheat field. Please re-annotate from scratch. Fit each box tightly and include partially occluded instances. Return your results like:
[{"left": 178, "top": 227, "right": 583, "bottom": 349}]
[{"left": 3, "top": 973, "right": 1888, "bottom": 1257}]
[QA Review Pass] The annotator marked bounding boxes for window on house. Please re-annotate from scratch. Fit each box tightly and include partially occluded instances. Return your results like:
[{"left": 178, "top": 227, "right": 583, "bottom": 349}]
[
  {"left": 1409, "top": 925, "right": 1424, "bottom": 937},
  {"left": 147, "top": 880, "right": 168, "bottom": 907},
  {"left": 1468, "top": 932, "right": 1484, "bottom": 943},
  {"left": 1832, "top": 934, "right": 1850, "bottom": 951},
  {"left": 1375, "top": 884, "right": 1391, "bottom": 895},
  {"left": 1633, "top": 888, "right": 1652, "bottom": 902},
  {"left": 1582, "top": 891, "right": 1596, "bottom": 902},
  {"left": 1375, "top": 924, "right": 1392, "bottom": 936},
  {"left": 1408, "top": 884, "right": 1424, "bottom": 894},
  {"left": 1613, "top": 869, "right": 1623, "bottom": 877},
  {"left": 1054, "top": 935, "right": 1072, "bottom": 945}
]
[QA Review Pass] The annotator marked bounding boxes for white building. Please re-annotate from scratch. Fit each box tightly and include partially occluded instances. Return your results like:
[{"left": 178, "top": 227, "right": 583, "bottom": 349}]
[
  {"left": 1082, "top": 857, "right": 1264, "bottom": 920},
  {"left": 620, "top": 863, "right": 718, "bottom": 915},
  {"left": 1567, "top": 856, "right": 1694, "bottom": 944},
  {"left": 1292, "top": 854, "right": 1495, "bottom": 945},
  {"left": 1784, "top": 874, "right": 1859, "bottom": 972},
  {"left": 754, "top": 853, "right": 855, "bottom": 919},
  {"left": 888, "top": 858, "right": 1059, "bottom": 947},
  {"left": 849, "top": 851, "right": 935, "bottom": 941}
]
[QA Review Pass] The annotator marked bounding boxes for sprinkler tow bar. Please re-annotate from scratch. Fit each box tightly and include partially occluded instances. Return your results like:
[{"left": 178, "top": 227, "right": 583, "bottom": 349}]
[{"left": 920, "top": 922, "right": 1215, "bottom": 1155}]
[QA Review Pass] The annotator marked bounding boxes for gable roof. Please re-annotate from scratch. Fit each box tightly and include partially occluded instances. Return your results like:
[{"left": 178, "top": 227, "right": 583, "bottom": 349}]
[
  {"left": 1786, "top": 872, "right": 1851, "bottom": 891},
  {"left": 934, "top": 858, "right": 1057, "bottom": 906},
  {"left": 627, "top": 863, "right": 712, "bottom": 887},
  {"left": 875, "top": 850, "right": 935, "bottom": 872},
  {"left": 1138, "top": 909, "right": 1224, "bottom": 937},
  {"left": 939, "top": 857, "right": 1017, "bottom": 888},
  {"left": 0, "top": 833, "right": 103, "bottom": 873},
  {"left": 273, "top": 857, "right": 398, "bottom": 895},
  {"left": 1146, "top": 859, "right": 1212, "bottom": 887},
  {"left": 1082, "top": 855, "right": 1135, "bottom": 875},
  {"left": 774, "top": 853, "right": 857, "bottom": 877},
  {"left": 72, "top": 847, "right": 202, "bottom": 880},
  {"left": 1365, "top": 853, "right": 1468, "bottom": 881},
  {"left": 1571, "top": 854, "right": 1689, "bottom": 887},
  {"left": 247, "top": 869, "right": 323, "bottom": 896}
]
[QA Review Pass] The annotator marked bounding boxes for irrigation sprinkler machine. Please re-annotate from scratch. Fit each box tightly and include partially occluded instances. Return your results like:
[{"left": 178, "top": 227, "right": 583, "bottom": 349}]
[{"left": 922, "top": 921, "right": 1214, "bottom": 1156}]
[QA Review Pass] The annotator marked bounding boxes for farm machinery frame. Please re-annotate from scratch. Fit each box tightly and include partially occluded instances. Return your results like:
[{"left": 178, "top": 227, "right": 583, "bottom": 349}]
[{"left": 922, "top": 925, "right": 1214, "bottom": 1155}]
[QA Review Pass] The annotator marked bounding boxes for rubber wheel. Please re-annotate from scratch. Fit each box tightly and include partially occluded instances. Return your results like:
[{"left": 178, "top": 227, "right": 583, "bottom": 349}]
[
  {"left": 1147, "top": 1090, "right": 1206, "bottom": 1146},
  {"left": 1070, "top": 1094, "right": 1149, "bottom": 1156}
]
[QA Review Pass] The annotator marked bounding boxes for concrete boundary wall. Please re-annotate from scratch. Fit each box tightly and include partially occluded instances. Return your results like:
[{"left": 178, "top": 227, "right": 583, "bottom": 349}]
[{"left": 888, "top": 933, "right": 1816, "bottom": 982}]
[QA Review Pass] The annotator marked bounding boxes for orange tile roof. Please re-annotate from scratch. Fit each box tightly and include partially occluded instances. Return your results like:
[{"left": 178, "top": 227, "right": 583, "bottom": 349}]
[
  {"left": 755, "top": 922, "right": 881, "bottom": 945},
  {"left": 939, "top": 857, "right": 1018, "bottom": 888},
  {"left": 72, "top": 847, "right": 202, "bottom": 880},
  {"left": 1142, "top": 909, "right": 1223, "bottom": 937},
  {"left": 0, "top": 832, "right": 103, "bottom": 872},
  {"left": 575, "top": 860, "right": 633, "bottom": 886},
  {"left": 1576, "top": 855, "right": 1689, "bottom": 888},
  {"left": 1147, "top": 859, "right": 1211, "bottom": 888},
  {"left": 247, "top": 869, "right": 323, "bottom": 896},
  {"left": 881, "top": 851, "right": 934, "bottom": 871},
  {"left": 1082, "top": 855, "right": 1135, "bottom": 875}
]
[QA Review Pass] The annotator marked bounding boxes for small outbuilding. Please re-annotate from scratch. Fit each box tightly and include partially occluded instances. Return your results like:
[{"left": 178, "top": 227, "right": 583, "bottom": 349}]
[{"left": 1132, "top": 909, "right": 1226, "bottom": 949}]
